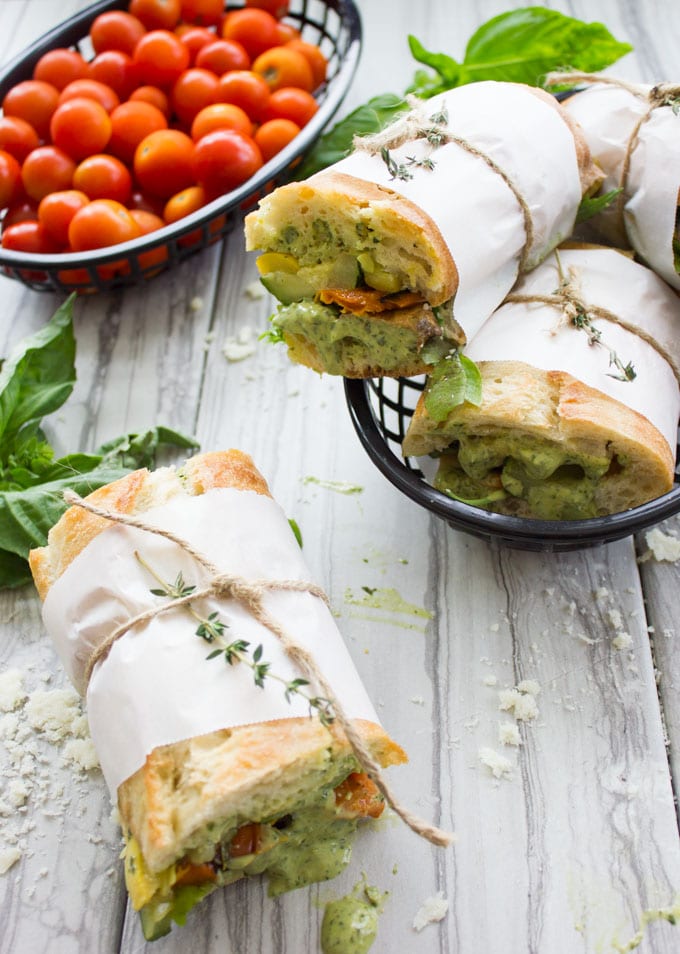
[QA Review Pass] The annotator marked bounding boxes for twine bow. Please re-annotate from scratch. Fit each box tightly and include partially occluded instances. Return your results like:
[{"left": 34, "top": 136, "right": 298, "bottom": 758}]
[{"left": 62, "top": 489, "right": 454, "bottom": 849}]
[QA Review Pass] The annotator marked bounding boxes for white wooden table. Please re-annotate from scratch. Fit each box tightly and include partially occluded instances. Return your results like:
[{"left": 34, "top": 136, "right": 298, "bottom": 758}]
[{"left": 2, "top": 1, "right": 680, "bottom": 952}]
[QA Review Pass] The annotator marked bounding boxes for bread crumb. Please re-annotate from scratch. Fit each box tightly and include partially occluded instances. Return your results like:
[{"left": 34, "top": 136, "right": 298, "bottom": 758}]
[
  {"left": 498, "top": 687, "right": 539, "bottom": 722},
  {"left": 0, "top": 847, "right": 21, "bottom": 875},
  {"left": 644, "top": 527, "right": 680, "bottom": 562},
  {"left": 24, "top": 688, "right": 83, "bottom": 743},
  {"left": 0, "top": 669, "right": 27, "bottom": 712},
  {"left": 62, "top": 738, "right": 99, "bottom": 772},
  {"left": 222, "top": 326, "right": 257, "bottom": 362},
  {"left": 479, "top": 746, "right": 513, "bottom": 779},
  {"left": 483, "top": 674, "right": 498, "bottom": 687},
  {"left": 612, "top": 632, "right": 633, "bottom": 651},
  {"left": 413, "top": 890, "right": 449, "bottom": 931},
  {"left": 498, "top": 722, "right": 521, "bottom": 747}
]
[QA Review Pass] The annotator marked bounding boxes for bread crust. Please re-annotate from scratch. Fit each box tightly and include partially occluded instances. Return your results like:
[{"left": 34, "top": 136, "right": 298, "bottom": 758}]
[{"left": 403, "top": 360, "right": 674, "bottom": 515}]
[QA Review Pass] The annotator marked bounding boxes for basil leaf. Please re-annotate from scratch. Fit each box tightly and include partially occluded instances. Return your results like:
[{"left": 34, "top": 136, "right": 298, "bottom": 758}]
[
  {"left": 576, "top": 188, "right": 622, "bottom": 224},
  {"left": 295, "top": 93, "right": 407, "bottom": 179},
  {"left": 424, "top": 352, "right": 482, "bottom": 422}
]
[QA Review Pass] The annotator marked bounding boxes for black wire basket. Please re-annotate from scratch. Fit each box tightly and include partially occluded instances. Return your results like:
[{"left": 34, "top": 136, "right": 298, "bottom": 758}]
[
  {"left": 344, "top": 375, "right": 680, "bottom": 552},
  {"left": 0, "top": 0, "right": 361, "bottom": 293}
]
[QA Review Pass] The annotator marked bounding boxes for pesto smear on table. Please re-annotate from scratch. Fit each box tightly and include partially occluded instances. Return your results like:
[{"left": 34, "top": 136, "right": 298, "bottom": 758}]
[{"left": 321, "top": 881, "right": 387, "bottom": 954}]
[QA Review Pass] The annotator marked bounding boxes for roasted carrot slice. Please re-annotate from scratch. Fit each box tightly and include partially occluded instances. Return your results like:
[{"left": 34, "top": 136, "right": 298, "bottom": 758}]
[
  {"left": 318, "top": 287, "right": 424, "bottom": 316},
  {"left": 174, "top": 862, "right": 217, "bottom": 886},
  {"left": 334, "top": 772, "right": 385, "bottom": 818}
]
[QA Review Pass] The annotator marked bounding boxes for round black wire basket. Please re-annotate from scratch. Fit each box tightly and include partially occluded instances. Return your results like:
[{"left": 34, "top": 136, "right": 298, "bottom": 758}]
[
  {"left": 0, "top": 0, "right": 361, "bottom": 293},
  {"left": 344, "top": 375, "right": 680, "bottom": 552}
]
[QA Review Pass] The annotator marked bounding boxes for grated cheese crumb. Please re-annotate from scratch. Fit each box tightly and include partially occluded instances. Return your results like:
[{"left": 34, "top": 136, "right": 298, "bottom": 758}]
[
  {"left": 62, "top": 738, "right": 99, "bottom": 772},
  {"left": 479, "top": 747, "right": 513, "bottom": 779},
  {"left": 222, "top": 326, "right": 257, "bottom": 362},
  {"left": 413, "top": 891, "right": 449, "bottom": 931},
  {"left": 0, "top": 669, "right": 27, "bottom": 713},
  {"left": 0, "top": 848, "right": 21, "bottom": 875},
  {"left": 498, "top": 722, "right": 521, "bottom": 747},
  {"left": 24, "top": 688, "right": 82, "bottom": 743},
  {"left": 612, "top": 632, "right": 633, "bottom": 651},
  {"left": 498, "top": 688, "right": 539, "bottom": 722},
  {"left": 644, "top": 527, "right": 680, "bottom": 562},
  {"left": 483, "top": 674, "right": 498, "bottom": 687}
]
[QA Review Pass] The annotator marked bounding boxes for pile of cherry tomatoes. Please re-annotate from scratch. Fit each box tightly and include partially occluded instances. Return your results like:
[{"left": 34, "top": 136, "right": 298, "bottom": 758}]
[{"left": 0, "top": 0, "right": 325, "bottom": 275}]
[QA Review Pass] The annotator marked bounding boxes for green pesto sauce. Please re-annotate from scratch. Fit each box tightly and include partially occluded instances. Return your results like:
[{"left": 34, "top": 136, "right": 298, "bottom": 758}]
[
  {"left": 435, "top": 433, "right": 614, "bottom": 520},
  {"left": 274, "top": 299, "right": 421, "bottom": 375},
  {"left": 321, "top": 896, "right": 379, "bottom": 954},
  {"left": 344, "top": 586, "right": 432, "bottom": 620}
]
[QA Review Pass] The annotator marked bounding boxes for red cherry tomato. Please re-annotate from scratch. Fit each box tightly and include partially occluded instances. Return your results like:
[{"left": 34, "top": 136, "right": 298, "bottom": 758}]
[
  {"left": 0, "top": 116, "right": 39, "bottom": 163},
  {"left": 2, "top": 220, "right": 61, "bottom": 253},
  {"left": 180, "top": 0, "right": 223, "bottom": 27},
  {"left": 133, "top": 30, "right": 191, "bottom": 88},
  {"left": 89, "top": 11, "right": 147, "bottom": 55},
  {"left": 195, "top": 39, "right": 250, "bottom": 75},
  {"left": 59, "top": 79, "right": 120, "bottom": 113},
  {"left": 50, "top": 98, "right": 112, "bottom": 160},
  {"left": 2, "top": 199, "right": 38, "bottom": 230},
  {"left": 88, "top": 50, "right": 142, "bottom": 100},
  {"left": 244, "top": 0, "right": 290, "bottom": 17},
  {"left": 171, "top": 68, "right": 219, "bottom": 125},
  {"left": 0, "top": 150, "right": 23, "bottom": 210},
  {"left": 3, "top": 80, "right": 60, "bottom": 140},
  {"left": 177, "top": 26, "right": 215, "bottom": 64},
  {"left": 221, "top": 9, "right": 281, "bottom": 59},
  {"left": 216, "top": 70, "right": 270, "bottom": 122},
  {"left": 109, "top": 101, "right": 168, "bottom": 164},
  {"left": 134, "top": 128, "right": 195, "bottom": 197},
  {"left": 21, "top": 146, "right": 76, "bottom": 202},
  {"left": 73, "top": 154, "right": 132, "bottom": 204},
  {"left": 129, "top": 0, "right": 182, "bottom": 31},
  {"left": 38, "top": 189, "right": 90, "bottom": 246},
  {"left": 263, "top": 86, "right": 318, "bottom": 126},
  {"left": 193, "top": 128, "right": 263, "bottom": 198},
  {"left": 33, "top": 48, "right": 89, "bottom": 91},
  {"left": 68, "top": 199, "right": 142, "bottom": 251}
]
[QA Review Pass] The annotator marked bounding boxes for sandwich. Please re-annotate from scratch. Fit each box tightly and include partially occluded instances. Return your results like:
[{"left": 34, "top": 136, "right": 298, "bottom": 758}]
[
  {"left": 244, "top": 81, "right": 601, "bottom": 378},
  {"left": 402, "top": 247, "right": 680, "bottom": 519},
  {"left": 29, "top": 450, "right": 407, "bottom": 940}
]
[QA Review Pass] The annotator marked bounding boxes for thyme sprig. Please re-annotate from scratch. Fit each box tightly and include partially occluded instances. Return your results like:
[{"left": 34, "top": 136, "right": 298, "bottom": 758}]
[
  {"left": 136, "top": 552, "right": 335, "bottom": 726},
  {"left": 570, "top": 302, "right": 637, "bottom": 382},
  {"left": 379, "top": 106, "right": 449, "bottom": 180}
]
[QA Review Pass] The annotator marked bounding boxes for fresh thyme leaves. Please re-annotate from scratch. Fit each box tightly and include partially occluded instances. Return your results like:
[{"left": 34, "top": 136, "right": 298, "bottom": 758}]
[
  {"left": 378, "top": 108, "right": 450, "bottom": 180},
  {"left": 380, "top": 146, "right": 413, "bottom": 181},
  {"left": 570, "top": 303, "right": 637, "bottom": 382},
  {"left": 136, "top": 552, "right": 336, "bottom": 726}
]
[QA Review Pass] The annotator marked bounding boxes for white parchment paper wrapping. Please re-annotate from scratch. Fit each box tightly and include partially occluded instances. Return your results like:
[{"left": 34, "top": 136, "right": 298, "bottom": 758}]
[
  {"left": 464, "top": 247, "right": 680, "bottom": 451},
  {"left": 564, "top": 85, "right": 680, "bottom": 290},
  {"left": 333, "top": 81, "right": 583, "bottom": 340},
  {"left": 41, "top": 488, "right": 381, "bottom": 796}
]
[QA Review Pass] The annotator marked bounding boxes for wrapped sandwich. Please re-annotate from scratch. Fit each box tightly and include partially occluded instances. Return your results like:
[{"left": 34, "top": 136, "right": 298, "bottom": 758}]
[
  {"left": 402, "top": 247, "right": 680, "bottom": 519},
  {"left": 244, "top": 80, "right": 600, "bottom": 378},
  {"left": 29, "top": 450, "right": 407, "bottom": 941},
  {"left": 558, "top": 75, "right": 680, "bottom": 290}
]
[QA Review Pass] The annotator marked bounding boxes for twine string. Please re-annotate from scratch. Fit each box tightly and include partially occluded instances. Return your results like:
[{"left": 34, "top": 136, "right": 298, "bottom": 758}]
[{"left": 62, "top": 489, "right": 454, "bottom": 848}]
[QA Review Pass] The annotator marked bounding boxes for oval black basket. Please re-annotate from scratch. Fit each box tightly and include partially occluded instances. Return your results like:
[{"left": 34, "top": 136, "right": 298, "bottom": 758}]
[
  {"left": 344, "top": 375, "right": 680, "bottom": 552},
  {"left": 0, "top": 0, "right": 361, "bottom": 293}
]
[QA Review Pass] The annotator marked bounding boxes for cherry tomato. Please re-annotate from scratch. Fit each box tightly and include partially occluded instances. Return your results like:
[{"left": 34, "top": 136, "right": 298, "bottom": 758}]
[
  {"left": 193, "top": 128, "right": 263, "bottom": 197},
  {"left": 129, "top": 0, "right": 182, "bottom": 32},
  {"left": 221, "top": 9, "right": 280, "bottom": 59},
  {"left": 133, "top": 30, "right": 190, "bottom": 87},
  {"left": 109, "top": 100, "right": 168, "bottom": 163},
  {"left": 0, "top": 151, "right": 23, "bottom": 210},
  {"left": 244, "top": 0, "right": 290, "bottom": 17},
  {"left": 275, "top": 22, "right": 300, "bottom": 44},
  {"left": 252, "top": 47, "right": 313, "bottom": 92},
  {"left": 88, "top": 50, "right": 142, "bottom": 100},
  {"left": 68, "top": 199, "right": 142, "bottom": 251},
  {"left": 180, "top": 0, "right": 223, "bottom": 27},
  {"left": 21, "top": 146, "right": 76, "bottom": 202},
  {"left": 130, "top": 208, "right": 165, "bottom": 232},
  {"left": 285, "top": 39, "right": 328, "bottom": 89},
  {"left": 129, "top": 209, "right": 169, "bottom": 271},
  {"left": 191, "top": 102, "right": 253, "bottom": 141},
  {"left": 263, "top": 86, "right": 318, "bottom": 126},
  {"left": 38, "top": 189, "right": 90, "bottom": 245},
  {"left": 130, "top": 189, "right": 166, "bottom": 215},
  {"left": 129, "top": 85, "right": 171, "bottom": 117},
  {"left": 2, "top": 199, "right": 38, "bottom": 230},
  {"left": 216, "top": 70, "right": 270, "bottom": 122},
  {"left": 33, "top": 48, "right": 89, "bottom": 91},
  {"left": 59, "top": 79, "right": 120, "bottom": 113},
  {"left": 254, "top": 117, "right": 300, "bottom": 161},
  {"left": 0, "top": 116, "right": 39, "bottom": 163},
  {"left": 177, "top": 26, "right": 215, "bottom": 64},
  {"left": 2, "top": 220, "right": 61, "bottom": 253},
  {"left": 73, "top": 154, "right": 132, "bottom": 204},
  {"left": 163, "top": 183, "right": 206, "bottom": 223},
  {"left": 3, "top": 80, "right": 60, "bottom": 140},
  {"left": 50, "top": 98, "right": 112, "bottom": 160},
  {"left": 195, "top": 39, "right": 250, "bottom": 75},
  {"left": 171, "top": 68, "right": 219, "bottom": 125},
  {"left": 134, "top": 128, "right": 195, "bottom": 197},
  {"left": 89, "top": 11, "right": 147, "bottom": 55}
]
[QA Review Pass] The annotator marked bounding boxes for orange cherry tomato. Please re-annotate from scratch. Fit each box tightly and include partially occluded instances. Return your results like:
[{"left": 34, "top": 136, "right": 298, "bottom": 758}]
[
  {"left": 129, "top": 85, "right": 171, "bottom": 117},
  {"left": 38, "top": 189, "right": 90, "bottom": 245},
  {"left": 133, "top": 30, "right": 191, "bottom": 87},
  {"left": 254, "top": 117, "right": 300, "bottom": 161},
  {"left": 89, "top": 11, "right": 147, "bottom": 55},
  {"left": 263, "top": 86, "right": 318, "bottom": 126},
  {"left": 275, "top": 22, "right": 300, "bottom": 44},
  {"left": 68, "top": 198, "right": 142, "bottom": 251},
  {"left": 73, "top": 154, "right": 132, "bottom": 204},
  {"left": 88, "top": 50, "right": 142, "bottom": 100},
  {"left": 50, "top": 98, "right": 112, "bottom": 160},
  {"left": 0, "top": 116, "right": 39, "bottom": 163},
  {"left": 221, "top": 8, "right": 280, "bottom": 59},
  {"left": 129, "top": 208, "right": 169, "bottom": 271},
  {"left": 177, "top": 26, "right": 215, "bottom": 64},
  {"left": 170, "top": 68, "right": 219, "bottom": 125},
  {"left": 109, "top": 100, "right": 168, "bottom": 164},
  {"left": 244, "top": 0, "right": 290, "bottom": 17},
  {"left": 216, "top": 70, "right": 270, "bottom": 122},
  {"left": 252, "top": 47, "right": 313, "bottom": 92},
  {"left": 59, "top": 79, "right": 120, "bottom": 113},
  {"left": 195, "top": 39, "right": 250, "bottom": 75},
  {"left": 129, "top": 208, "right": 165, "bottom": 232},
  {"left": 285, "top": 39, "right": 328, "bottom": 89},
  {"left": 33, "top": 48, "right": 89, "bottom": 91},
  {"left": 134, "top": 128, "right": 195, "bottom": 197},
  {"left": 3, "top": 80, "right": 60, "bottom": 140},
  {"left": 180, "top": 0, "right": 223, "bottom": 27},
  {"left": 193, "top": 128, "right": 263, "bottom": 198},
  {"left": 129, "top": 0, "right": 182, "bottom": 31},
  {"left": 0, "top": 150, "right": 23, "bottom": 210},
  {"left": 21, "top": 146, "right": 76, "bottom": 202},
  {"left": 191, "top": 102, "right": 253, "bottom": 140},
  {"left": 2, "top": 220, "right": 61, "bottom": 253},
  {"left": 163, "top": 183, "right": 206, "bottom": 223}
]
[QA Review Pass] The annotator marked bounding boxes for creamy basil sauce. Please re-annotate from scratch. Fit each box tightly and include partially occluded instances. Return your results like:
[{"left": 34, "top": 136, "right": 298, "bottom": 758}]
[{"left": 321, "top": 896, "right": 379, "bottom": 954}]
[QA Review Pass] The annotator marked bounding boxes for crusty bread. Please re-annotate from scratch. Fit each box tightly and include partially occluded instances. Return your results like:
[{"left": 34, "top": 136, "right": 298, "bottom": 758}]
[
  {"left": 29, "top": 450, "right": 407, "bottom": 875},
  {"left": 403, "top": 361, "right": 674, "bottom": 516}
]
